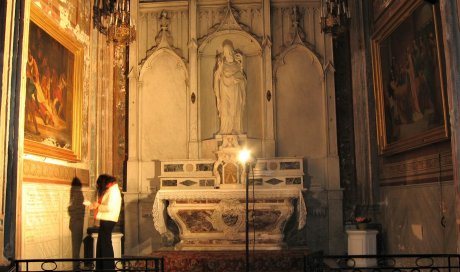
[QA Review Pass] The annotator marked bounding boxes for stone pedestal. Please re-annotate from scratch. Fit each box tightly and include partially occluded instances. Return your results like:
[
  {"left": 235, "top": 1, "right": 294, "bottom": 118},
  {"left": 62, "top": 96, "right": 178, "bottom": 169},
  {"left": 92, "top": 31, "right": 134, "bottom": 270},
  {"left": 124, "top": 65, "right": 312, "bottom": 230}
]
[
  {"left": 346, "top": 230, "right": 378, "bottom": 267},
  {"left": 91, "top": 232, "right": 124, "bottom": 258}
]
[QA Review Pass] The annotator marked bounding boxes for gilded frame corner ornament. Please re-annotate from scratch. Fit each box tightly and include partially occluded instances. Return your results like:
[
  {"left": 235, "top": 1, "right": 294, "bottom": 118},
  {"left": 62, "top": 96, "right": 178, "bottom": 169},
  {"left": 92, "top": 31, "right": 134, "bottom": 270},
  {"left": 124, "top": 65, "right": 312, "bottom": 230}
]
[{"left": 371, "top": 0, "right": 448, "bottom": 156}]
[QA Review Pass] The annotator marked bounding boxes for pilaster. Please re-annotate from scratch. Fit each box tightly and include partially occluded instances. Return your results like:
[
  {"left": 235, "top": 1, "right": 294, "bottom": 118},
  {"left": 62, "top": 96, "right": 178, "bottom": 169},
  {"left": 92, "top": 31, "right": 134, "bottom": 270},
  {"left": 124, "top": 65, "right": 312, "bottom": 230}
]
[
  {"left": 189, "top": 0, "right": 199, "bottom": 159},
  {"left": 262, "top": 0, "right": 275, "bottom": 157}
]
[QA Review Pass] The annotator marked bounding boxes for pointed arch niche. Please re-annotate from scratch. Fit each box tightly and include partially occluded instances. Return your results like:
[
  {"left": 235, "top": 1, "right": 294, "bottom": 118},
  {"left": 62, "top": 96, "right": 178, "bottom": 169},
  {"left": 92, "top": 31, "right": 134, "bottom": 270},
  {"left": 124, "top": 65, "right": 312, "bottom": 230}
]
[
  {"left": 138, "top": 48, "right": 188, "bottom": 160},
  {"left": 198, "top": 31, "right": 263, "bottom": 150},
  {"left": 274, "top": 44, "right": 326, "bottom": 159}
]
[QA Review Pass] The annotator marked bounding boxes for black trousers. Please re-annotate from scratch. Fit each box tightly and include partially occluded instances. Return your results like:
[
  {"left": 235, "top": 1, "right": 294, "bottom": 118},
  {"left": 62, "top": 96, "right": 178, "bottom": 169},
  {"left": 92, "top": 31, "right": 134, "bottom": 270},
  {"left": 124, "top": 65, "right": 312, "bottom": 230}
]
[{"left": 96, "top": 220, "right": 116, "bottom": 271}]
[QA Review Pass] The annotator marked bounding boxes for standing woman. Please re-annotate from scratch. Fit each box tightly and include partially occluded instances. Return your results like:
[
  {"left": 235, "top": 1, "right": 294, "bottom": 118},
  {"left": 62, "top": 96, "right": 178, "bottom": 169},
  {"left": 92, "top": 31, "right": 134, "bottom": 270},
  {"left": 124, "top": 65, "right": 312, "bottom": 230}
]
[{"left": 90, "top": 174, "right": 122, "bottom": 271}]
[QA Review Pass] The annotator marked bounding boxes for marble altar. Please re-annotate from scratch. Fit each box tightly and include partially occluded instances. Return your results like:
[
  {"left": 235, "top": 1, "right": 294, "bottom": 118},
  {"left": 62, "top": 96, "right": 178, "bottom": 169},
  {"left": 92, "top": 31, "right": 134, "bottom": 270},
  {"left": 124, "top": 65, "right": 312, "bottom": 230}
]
[
  {"left": 153, "top": 188, "right": 306, "bottom": 250},
  {"left": 152, "top": 134, "right": 306, "bottom": 250}
]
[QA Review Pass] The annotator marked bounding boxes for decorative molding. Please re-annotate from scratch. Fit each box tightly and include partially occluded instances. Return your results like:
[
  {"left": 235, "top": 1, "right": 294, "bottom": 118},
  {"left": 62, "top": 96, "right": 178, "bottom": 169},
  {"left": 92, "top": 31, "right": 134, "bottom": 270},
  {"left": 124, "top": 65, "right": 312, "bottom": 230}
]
[
  {"left": 324, "top": 61, "right": 335, "bottom": 73},
  {"left": 139, "top": 1, "right": 189, "bottom": 11},
  {"left": 216, "top": 2, "right": 249, "bottom": 32},
  {"left": 289, "top": 6, "right": 306, "bottom": 46},
  {"left": 188, "top": 38, "right": 198, "bottom": 50},
  {"left": 198, "top": 1, "right": 261, "bottom": 47},
  {"left": 273, "top": 43, "right": 324, "bottom": 82},
  {"left": 209, "top": 199, "right": 245, "bottom": 234},
  {"left": 262, "top": 35, "right": 272, "bottom": 50},
  {"left": 139, "top": 11, "right": 184, "bottom": 67},
  {"left": 373, "top": 0, "right": 393, "bottom": 19},
  {"left": 23, "top": 159, "right": 90, "bottom": 185},
  {"left": 380, "top": 152, "right": 453, "bottom": 185},
  {"left": 272, "top": 6, "right": 323, "bottom": 82}
]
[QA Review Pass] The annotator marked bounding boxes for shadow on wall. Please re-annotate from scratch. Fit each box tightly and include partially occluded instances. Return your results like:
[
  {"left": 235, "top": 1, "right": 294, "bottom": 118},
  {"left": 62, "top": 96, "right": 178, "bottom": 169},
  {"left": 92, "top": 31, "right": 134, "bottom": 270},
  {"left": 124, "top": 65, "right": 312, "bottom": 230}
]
[{"left": 68, "top": 177, "right": 85, "bottom": 266}]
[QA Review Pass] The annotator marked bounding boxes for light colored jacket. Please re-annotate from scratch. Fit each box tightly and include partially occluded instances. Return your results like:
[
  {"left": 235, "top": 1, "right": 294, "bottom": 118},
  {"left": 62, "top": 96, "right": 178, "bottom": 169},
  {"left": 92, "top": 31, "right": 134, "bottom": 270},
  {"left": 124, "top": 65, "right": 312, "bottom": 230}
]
[{"left": 96, "top": 184, "right": 122, "bottom": 222}]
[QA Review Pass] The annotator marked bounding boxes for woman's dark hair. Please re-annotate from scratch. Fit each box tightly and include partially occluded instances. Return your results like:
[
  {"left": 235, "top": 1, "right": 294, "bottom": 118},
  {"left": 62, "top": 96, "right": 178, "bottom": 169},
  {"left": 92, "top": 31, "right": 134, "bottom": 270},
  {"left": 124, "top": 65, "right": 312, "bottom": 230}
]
[{"left": 96, "top": 174, "right": 116, "bottom": 196}]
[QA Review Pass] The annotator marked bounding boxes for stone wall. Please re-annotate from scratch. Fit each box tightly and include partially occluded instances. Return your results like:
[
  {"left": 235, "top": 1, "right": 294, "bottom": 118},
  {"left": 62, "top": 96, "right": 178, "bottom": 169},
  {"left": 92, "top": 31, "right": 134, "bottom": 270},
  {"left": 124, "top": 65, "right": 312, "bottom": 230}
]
[
  {"left": 16, "top": 0, "right": 97, "bottom": 260},
  {"left": 346, "top": 0, "right": 459, "bottom": 254}
]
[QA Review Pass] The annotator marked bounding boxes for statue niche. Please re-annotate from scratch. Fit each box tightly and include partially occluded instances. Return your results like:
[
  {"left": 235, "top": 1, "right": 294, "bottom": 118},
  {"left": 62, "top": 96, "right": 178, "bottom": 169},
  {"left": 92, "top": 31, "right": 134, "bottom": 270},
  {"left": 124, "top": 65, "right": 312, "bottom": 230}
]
[{"left": 213, "top": 39, "right": 247, "bottom": 135}]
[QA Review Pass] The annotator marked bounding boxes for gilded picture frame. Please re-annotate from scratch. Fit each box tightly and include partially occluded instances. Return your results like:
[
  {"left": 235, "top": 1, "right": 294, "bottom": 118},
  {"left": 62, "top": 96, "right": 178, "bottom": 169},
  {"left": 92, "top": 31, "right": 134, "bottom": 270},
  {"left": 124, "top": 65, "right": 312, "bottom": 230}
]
[
  {"left": 23, "top": 5, "right": 82, "bottom": 162},
  {"left": 372, "top": 0, "right": 448, "bottom": 155}
]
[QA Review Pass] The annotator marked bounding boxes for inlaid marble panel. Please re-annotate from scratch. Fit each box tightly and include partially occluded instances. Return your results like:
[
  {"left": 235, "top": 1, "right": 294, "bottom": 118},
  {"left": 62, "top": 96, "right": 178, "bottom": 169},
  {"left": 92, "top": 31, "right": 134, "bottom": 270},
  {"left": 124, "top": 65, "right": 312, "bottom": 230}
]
[{"left": 177, "top": 210, "right": 217, "bottom": 232}]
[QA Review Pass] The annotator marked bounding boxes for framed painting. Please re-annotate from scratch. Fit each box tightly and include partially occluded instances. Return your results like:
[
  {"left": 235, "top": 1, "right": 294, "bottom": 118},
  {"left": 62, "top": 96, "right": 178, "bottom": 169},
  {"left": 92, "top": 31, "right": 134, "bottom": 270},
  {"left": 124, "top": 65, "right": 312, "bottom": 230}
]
[
  {"left": 23, "top": 5, "right": 82, "bottom": 162},
  {"left": 372, "top": 0, "right": 448, "bottom": 155}
]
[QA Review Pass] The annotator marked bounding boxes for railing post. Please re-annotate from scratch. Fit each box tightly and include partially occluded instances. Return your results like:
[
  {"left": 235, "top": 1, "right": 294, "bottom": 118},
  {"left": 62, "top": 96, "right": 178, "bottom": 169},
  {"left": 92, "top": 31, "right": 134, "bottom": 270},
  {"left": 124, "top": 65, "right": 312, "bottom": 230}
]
[{"left": 153, "top": 258, "right": 157, "bottom": 272}]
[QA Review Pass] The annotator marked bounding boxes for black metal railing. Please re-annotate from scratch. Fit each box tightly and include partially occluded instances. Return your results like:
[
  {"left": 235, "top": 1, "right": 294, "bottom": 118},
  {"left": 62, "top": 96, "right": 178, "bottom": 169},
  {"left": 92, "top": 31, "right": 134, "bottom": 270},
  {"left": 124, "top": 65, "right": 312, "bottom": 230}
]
[
  {"left": 14, "top": 257, "right": 164, "bottom": 272},
  {"left": 305, "top": 252, "right": 460, "bottom": 271}
]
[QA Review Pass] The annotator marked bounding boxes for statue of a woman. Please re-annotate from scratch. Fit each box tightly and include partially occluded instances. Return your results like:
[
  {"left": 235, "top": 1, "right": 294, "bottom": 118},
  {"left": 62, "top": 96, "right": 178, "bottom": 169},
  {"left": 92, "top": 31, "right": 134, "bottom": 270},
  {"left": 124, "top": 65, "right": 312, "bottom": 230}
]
[{"left": 213, "top": 40, "right": 246, "bottom": 135}]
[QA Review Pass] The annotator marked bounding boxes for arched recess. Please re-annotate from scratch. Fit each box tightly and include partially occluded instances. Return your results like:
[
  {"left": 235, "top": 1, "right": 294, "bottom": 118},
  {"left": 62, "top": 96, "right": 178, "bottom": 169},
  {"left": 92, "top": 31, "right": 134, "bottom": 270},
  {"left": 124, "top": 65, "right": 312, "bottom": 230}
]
[
  {"left": 198, "top": 31, "right": 263, "bottom": 141},
  {"left": 274, "top": 44, "right": 326, "bottom": 158},
  {"left": 138, "top": 48, "right": 188, "bottom": 160}
]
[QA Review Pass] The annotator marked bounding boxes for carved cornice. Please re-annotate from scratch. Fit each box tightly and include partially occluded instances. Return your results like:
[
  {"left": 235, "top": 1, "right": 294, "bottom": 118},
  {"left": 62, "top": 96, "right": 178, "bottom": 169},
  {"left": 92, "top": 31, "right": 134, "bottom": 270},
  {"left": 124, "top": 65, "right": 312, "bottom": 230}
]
[
  {"left": 380, "top": 152, "right": 453, "bottom": 185},
  {"left": 23, "top": 159, "right": 89, "bottom": 185}
]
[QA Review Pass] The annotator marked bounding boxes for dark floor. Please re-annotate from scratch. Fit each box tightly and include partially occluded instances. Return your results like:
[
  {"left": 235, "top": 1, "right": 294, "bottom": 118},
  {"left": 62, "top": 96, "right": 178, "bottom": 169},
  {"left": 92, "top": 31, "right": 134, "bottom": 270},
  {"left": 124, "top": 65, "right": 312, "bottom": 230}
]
[{"left": 0, "top": 265, "right": 12, "bottom": 272}]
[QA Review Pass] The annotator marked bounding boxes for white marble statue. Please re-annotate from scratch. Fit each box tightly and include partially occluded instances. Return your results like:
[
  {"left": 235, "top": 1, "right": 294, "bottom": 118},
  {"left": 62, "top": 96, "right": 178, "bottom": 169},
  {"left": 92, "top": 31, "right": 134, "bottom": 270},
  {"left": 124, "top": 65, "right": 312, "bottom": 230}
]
[{"left": 213, "top": 40, "right": 246, "bottom": 135}]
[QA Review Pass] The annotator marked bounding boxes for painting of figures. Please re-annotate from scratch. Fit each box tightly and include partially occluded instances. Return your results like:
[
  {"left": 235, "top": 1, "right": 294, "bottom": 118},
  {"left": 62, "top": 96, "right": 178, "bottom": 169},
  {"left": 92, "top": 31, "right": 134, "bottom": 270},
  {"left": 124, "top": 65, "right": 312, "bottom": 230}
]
[
  {"left": 25, "top": 21, "right": 74, "bottom": 149},
  {"left": 373, "top": 0, "right": 448, "bottom": 155},
  {"left": 25, "top": 22, "right": 73, "bottom": 149},
  {"left": 24, "top": 6, "right": 82, "bottom": 162}
]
